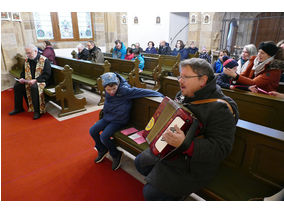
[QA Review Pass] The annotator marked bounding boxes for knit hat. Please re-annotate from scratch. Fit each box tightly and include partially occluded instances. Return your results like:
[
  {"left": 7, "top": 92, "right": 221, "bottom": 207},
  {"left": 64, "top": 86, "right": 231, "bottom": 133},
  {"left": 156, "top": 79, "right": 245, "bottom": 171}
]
[
  {"left": 258, "top": 41, "right": 278, "bottom": 56},
  {"left": 222, "top": 56, "right": 229, "bottom": 62},
  {"left": 223, "top": 57, "right": 238, "bottom": 69},
  {"left": 101, "top": 72, "right": 119, "bottom": 87}
]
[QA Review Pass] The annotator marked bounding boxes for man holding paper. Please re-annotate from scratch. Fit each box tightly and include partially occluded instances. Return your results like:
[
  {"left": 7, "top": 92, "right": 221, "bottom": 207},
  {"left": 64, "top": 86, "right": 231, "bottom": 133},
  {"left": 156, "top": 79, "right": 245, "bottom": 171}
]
[
  {"left": 9, "top": 44, "right": 51, "bottom": 119},
  {"left": 135, "top": 58, "right": 239, "bottom": 200}
]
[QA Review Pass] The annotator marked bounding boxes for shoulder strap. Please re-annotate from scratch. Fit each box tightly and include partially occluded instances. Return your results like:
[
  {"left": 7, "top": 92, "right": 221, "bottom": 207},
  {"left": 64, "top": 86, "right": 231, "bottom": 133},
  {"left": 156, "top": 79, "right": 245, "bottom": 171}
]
[{"left": 191, "top": 98, "right": 234, "bottom": 115}]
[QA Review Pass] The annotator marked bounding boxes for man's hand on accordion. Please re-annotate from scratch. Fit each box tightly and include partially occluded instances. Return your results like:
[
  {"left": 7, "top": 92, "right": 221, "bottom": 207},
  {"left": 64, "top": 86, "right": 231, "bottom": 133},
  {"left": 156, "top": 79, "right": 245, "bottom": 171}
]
[{"left": 162, "top": 125, "right": 185, "bottom": 148}]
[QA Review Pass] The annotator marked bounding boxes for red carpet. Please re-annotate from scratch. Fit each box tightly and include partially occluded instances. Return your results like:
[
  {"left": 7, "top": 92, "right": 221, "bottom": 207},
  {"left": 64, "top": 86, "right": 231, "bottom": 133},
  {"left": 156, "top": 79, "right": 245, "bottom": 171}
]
[{"left": 1, "top": 89, "right": 144, "bottom": 201}]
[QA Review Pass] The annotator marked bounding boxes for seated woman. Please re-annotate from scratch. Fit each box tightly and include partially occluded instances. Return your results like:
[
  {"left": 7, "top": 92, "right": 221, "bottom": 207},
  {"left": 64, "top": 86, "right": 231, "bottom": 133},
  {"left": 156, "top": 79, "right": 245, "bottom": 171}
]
[
  {"left": 236, "top": 44, "right": 257, "bottom": 74},
  {"left": 171, "top": 40, "right": 188, "bottom": 60},
  {"left": 125, "top": 47, "right": 134, "bottom": 60},
  {"left": 145, "top": 41, "right": 157, "bottom": 54},
  {"left": 42, "top": 40, "right": 56, "bottom": 64},
  {"left": 224, "top": 41, "right": 284, "bottom": 92}
]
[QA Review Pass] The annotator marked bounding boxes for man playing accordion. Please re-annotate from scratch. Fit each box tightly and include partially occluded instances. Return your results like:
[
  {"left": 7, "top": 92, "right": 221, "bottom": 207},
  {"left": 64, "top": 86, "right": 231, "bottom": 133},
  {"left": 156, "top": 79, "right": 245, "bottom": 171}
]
[{"left": 135, "top": 58, "right": 239, "bottom": 201}]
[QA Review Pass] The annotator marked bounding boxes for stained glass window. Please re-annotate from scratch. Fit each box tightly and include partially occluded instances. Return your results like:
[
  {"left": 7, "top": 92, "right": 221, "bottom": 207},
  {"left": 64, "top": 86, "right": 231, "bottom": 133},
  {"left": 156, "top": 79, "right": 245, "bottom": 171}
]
[
  {"left": 77, "top": 12, "right": 93, "bottom": 39},
  {"left": 33, "top": 12, "right": 54, "bottom": 40},
  {"left": 58, "top": 12, "right": 74, "bottom": 39}
]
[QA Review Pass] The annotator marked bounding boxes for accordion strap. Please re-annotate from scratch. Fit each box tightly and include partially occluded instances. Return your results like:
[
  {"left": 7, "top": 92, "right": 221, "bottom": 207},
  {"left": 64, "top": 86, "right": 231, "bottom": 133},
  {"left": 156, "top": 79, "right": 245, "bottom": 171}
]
[{"left": 191, "top": 98, "right": 234, "bottom": 115}]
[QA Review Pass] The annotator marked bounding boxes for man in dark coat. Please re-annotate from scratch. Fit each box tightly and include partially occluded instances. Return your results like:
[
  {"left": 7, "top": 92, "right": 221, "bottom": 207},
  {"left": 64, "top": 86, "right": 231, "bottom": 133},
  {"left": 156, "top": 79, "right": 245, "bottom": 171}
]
[
  {"left": 87, "top": 40, "right": 104, "bottom": 63},
  {"left": 135, "top": 58, "right": 239, "bottom": 200},
  {"left": 158, "top": 40, "right": 171, "bottom": 55}
]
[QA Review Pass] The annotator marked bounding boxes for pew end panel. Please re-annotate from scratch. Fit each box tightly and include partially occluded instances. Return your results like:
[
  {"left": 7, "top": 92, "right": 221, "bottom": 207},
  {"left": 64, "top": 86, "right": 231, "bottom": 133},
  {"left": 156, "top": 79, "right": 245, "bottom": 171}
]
[
  {"left": 45, "top": 64, "right": 87, "bottom": 117},
  {"left": 9, "top": 53, "right": 25, "bottom": 79}
]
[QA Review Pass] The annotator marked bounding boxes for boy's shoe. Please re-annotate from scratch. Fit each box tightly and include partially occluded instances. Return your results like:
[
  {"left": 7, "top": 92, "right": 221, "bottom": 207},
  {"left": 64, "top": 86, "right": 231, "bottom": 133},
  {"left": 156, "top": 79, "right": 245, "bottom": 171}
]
[
  {"left": 112, "top": 151, "right": 123, "bottom": 171},
  {"left": 94, "top": 149, "right": 108, "bottom": 163}
]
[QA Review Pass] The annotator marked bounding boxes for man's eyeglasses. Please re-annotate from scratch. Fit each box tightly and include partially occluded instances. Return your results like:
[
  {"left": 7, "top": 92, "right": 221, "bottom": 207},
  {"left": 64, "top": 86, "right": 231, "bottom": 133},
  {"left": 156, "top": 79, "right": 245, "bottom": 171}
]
[{"left": 177, "top": 75, "right": 203, "bottom": 80}]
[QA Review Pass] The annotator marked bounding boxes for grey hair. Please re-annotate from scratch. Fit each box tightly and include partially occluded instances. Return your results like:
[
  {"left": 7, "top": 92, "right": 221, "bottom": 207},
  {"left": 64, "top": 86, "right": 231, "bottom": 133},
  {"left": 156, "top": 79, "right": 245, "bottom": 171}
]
[
  {"left": 25, "top": 44, "right": 38, "bottom": 51},
  {"left": 244, "top": 44, "right": 257, "bottom": 58},
  {"left": 77, "top": 43, "right": 85, "bottom": 49},
  {"left": 179, "top": 58, "right": 215, "bottom": 83}
]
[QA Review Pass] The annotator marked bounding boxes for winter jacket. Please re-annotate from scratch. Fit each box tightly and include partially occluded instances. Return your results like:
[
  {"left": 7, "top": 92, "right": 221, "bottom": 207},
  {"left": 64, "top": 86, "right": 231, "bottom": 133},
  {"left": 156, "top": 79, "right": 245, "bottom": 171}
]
[
  {"left": 213, "top": 59, "right": 223, "bottom": 73},
  {"left": 216, "top": 73, "right": 232, "bottom": 89},
  {"left": 237, "top": 56, "right": 284, "bottom": 92},
  {"left": 102, "top": 73, "right": 163, "bottom": 124},
  {"left": 132, "top": 54, "right": 145, "bottom": 70},
  {"left": 171, "top": 48, "right": 188, "bottom": 60},
  {"left": 199, "top": 52, "right": 211, "bottom": 64},
  {"left": 112, "top": 42, "right": 127, "bottom": 59},
  {"left": 158, "top": 43, "right": 171, "bottom": 55},
  {"left": 125, "top": 53, "right": 134, "bottom": 60},
  {"left": 88, "top": 46, "right": 104, "bottom": 63},
  {"left": 42, "top": 46, "right": 56, "bottom": 64},
  {"left": 187, "top": 47, "right": 199, "bottom": 54},
  {"left": 78, "top": 48, "right": 90, "bottom": 60},
  {"left": 140, "top": 77, "right": 238, "bottom": 197},
  {"left": 145, "top": 47, "right": 157, "bottom": 54}
]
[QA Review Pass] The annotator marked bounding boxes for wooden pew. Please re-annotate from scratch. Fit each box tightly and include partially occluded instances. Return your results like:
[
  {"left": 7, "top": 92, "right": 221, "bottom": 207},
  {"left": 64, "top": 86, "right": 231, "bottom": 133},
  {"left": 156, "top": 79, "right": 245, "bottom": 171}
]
[
  {"left": 143, "top": 53, "right": 181, "bottom": 76},
  {"left": 112, "top": 96, "right": 284, "bottom": 201},
  {"left": 45, "top": 64, "right": 87, "bottom": 117},
  {"left": 9, "top": 53, "right": 25, "bottom": 79},
  {"left": 55, "top": 56, "right": 110, "bottom": 105},
  {"left": 140, "top": 56, "right": 162, "bottom": 90},
  {"left": 103, "top": 52, "right": 112, "bottom": 57},
  {"left": 103, "top": 56, "right": 146, "bottom": 89},
  {"left": 158, "top": 76, "right": 284, "bottom": 131}
]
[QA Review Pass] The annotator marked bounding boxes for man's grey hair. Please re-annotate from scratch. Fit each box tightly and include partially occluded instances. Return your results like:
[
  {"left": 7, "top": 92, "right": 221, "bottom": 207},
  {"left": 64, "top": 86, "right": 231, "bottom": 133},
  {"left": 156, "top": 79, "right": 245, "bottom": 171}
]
[
  {"left": 244, "top": 44, "right": 257, "bottom": 57},
  {"left": 179, "top": 58, "right": 215, "bottom": 83},
  {"left": 25, "top": 44, "right": 38, "bottom": 51}
]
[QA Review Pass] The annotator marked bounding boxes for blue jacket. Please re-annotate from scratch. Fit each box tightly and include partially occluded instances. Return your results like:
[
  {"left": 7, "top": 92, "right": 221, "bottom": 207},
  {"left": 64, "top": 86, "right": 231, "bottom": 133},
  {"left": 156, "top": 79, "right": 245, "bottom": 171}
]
[
  {"left": 216, "top": 73, "right": 232, "bottom": 89},
  {"left": 187, "top": 47, "right": 199, "bottom": 54},
  {"left": 145, "top": 47, "right": 157, "bottom": 54},
  {"left": 213, "top": 59, "right": 223, "bottom": 73},
  {"left": 172, "top": 48, "right": 188, "bottom": 60},
  {"left": 112, "top": 42, "right": 127, "bottom": 59},
  {"left": 103, "top": 73, "right": 163, "bottom": 124},
  {"left": 132, "top": 54, "right": 145, "bottom": 70}
]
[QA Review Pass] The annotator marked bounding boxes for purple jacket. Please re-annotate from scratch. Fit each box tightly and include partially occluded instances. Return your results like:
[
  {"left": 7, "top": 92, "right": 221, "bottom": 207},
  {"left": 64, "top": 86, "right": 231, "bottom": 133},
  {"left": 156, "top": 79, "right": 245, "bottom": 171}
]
[{"left": 42, "top": 46, "right": 56, "bottom": 64}]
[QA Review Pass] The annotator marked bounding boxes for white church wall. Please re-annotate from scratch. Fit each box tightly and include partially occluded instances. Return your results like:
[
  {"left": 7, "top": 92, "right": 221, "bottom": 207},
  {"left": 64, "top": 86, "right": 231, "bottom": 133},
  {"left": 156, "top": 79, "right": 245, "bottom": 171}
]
[{"left": 127, "top": 12, "right": 170, "bottom": 50}]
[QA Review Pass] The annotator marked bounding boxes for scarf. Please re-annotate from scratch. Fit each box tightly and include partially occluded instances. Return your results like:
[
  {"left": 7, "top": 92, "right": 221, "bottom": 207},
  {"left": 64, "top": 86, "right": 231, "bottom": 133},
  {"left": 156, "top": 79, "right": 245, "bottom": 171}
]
[{"left": 253, "top": 56, "right": 274, "bottom": 76}]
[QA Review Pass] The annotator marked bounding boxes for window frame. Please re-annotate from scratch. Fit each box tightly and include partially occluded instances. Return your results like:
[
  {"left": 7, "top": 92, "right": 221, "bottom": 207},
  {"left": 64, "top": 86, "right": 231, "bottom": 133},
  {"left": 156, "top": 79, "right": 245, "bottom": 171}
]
[{"left": 35, "top": 12, "right": 95, "bottom": 42}]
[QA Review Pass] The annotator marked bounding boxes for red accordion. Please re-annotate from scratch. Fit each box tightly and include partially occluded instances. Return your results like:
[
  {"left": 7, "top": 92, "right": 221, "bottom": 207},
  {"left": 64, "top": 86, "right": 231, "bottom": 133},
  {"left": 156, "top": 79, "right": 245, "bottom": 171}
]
[{"left": 143, "top": 96, "right": 200, "bottom": 158}]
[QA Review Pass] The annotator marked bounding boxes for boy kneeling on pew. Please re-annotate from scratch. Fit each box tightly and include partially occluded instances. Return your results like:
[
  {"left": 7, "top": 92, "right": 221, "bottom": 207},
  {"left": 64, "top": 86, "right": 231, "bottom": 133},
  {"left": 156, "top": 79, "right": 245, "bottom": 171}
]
[{"left": 89, "top": 72, "right": 163, "bottom": 171}]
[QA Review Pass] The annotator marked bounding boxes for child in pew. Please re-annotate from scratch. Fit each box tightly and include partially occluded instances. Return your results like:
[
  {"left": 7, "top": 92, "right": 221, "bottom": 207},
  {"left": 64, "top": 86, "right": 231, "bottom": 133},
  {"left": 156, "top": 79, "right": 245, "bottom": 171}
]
[
  {"left": 125, "top": 47, "right": 134, "bottom": 60},
  {"left": 216, "top": 56, "right": 239, "bottom": 90},
  {"left": 89, "top": 72, "right": 163, "bottom": 171},
  {"left": 132, "top": 49, "right": 145, "bottom": 73}
]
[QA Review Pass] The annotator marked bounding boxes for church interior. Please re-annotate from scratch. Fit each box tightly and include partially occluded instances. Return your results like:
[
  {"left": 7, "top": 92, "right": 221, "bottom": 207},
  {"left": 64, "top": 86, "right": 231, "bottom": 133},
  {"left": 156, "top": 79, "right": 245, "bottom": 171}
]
[{"left": 1, "top": 5, "right": 284, "bottom": 213}]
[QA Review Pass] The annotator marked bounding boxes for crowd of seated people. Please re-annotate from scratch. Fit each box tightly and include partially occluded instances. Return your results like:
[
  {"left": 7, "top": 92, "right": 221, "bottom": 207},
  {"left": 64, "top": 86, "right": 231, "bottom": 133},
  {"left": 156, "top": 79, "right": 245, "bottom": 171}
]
[
  {"left": 216, "top": 41, "right": 284, "bottom": 96},
  {"left": 70, "top": 39, "right": 284, "bottom": 88}
]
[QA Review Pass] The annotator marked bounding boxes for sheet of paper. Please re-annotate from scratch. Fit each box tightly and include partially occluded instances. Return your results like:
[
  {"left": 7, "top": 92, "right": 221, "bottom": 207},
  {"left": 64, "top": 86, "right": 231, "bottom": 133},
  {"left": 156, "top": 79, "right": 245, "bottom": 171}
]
[
  {"left": 133, "top": 137, "right": 146, "bottom": 144},
  {"left": 128, "top": 133, "right": 141, "bottom": 140},
  {"left": 121, "top": 127, "right": 138, "bottom": 136}
]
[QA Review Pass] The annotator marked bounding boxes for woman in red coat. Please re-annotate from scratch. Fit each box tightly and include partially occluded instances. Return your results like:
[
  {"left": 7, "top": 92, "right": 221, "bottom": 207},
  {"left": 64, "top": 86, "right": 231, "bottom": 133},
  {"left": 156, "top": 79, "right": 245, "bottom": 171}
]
[{"left": 224, "top": 41, "right": 284, "bottom": 92}]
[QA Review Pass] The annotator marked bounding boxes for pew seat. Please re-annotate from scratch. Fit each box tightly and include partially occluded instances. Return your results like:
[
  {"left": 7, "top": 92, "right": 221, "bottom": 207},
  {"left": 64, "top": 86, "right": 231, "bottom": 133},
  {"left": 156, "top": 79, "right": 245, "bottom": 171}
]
[{"left": 111, "top": 97, "right": 284, "bottom": 201}]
